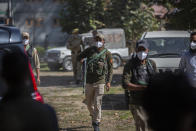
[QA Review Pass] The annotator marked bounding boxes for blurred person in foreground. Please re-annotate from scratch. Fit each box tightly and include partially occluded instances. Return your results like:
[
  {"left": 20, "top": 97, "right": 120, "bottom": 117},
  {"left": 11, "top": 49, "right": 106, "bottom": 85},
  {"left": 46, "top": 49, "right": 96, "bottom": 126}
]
[
  {"left": 78, "top": 33, "right": 113, "bottom": 131},
  {"left": 22, "top": 32, "right": 41, "bottom": 85},
  {"left": 143, "top": 72, "right": 196, "bottom": 131},
  {"left": 66, "top": 28, "right": 83, "bottom": 84},
  {"left": 179, "top": 32, "right": 196, "bottom": 88},
  {"left": 0, "top": 49, "right": 59, "bottom": 131},
  {"left": 122, "top": 40, "right": 157, "bottom": 131}
]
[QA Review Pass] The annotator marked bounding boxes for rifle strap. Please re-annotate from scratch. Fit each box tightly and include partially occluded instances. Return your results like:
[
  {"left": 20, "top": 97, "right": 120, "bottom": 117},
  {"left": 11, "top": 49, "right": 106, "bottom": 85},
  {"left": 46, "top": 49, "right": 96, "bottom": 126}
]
[{"left": 87, "top": 48, "right": 107, "bottom": 65}]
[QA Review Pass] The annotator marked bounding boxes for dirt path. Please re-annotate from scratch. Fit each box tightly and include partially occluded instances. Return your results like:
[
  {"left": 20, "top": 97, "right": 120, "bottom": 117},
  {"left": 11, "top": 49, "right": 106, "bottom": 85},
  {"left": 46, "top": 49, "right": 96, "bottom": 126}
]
[{"left": 38, "top": 68, "right": 135, "bottom": 131}]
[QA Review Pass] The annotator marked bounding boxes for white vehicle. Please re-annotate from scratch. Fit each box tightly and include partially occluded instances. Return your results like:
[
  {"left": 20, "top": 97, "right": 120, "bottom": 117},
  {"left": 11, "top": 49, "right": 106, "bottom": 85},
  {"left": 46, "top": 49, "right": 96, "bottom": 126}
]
[
  {"left": 45, "top": 28, "right": 129, "bottom": 71},
  {"left": 45, "top": 47, "right": 72, "bottom": 71},
  {"left": 141, "top": 31, "right": 190, "bottom": 72}
]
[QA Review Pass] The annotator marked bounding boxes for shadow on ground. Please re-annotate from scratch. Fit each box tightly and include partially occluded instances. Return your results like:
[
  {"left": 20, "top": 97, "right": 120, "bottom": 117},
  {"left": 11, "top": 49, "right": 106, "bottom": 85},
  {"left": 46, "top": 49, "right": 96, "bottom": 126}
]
[
  {"left": 40, "top": 76, "right": 75, "bottom": 87},
  {"left": 102, "top": 94, "right": 128, "bottom": 110},
  {"left": 112, "top": 74, "right": 122, "bottom": 86},
  {"left": 40, "top": 74, "right": 122, "bottom": 87},
  {"left": 59, "top": 126, "right": 91, "bottom": 131}
]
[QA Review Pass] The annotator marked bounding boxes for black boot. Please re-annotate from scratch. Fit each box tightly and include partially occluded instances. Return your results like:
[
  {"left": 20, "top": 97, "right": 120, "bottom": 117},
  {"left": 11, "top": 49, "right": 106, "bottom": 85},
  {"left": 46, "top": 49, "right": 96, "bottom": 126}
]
[{"left": 92, "top": 122, "right": 100, "bottom": 131}]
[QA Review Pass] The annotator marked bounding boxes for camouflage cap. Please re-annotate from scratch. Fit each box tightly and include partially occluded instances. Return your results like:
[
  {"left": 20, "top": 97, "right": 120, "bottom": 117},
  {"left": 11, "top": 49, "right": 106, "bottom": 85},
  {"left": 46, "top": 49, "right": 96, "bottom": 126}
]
[
  {"left": 95, "top": 33, "right": 104, "bottom": 40},
  {"left": 22, "top": 32, "right": 30, "bottom": 39},
  {"left": 72, "top": 28, "right": 79, "bottom": 34}
]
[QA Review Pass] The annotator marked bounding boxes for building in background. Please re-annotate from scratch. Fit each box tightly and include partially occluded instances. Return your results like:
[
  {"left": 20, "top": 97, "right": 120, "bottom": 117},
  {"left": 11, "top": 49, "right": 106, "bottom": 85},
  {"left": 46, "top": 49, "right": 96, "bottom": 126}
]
[
  {"left": 11, "top": 0, "right": 68, "bottom": 47},
  {"left": 0, "top": 0, "right": 9, "bottom": 24}
]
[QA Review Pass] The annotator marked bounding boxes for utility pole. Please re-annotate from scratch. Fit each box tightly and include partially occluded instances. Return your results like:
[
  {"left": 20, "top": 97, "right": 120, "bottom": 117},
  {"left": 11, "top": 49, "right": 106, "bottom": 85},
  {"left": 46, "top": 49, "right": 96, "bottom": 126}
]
[
  {"left": 8, "top": 0, "right": 13, "bottom": 25},
  {"left": 33, "top": 13, "right": 35, "bottom": 47}
]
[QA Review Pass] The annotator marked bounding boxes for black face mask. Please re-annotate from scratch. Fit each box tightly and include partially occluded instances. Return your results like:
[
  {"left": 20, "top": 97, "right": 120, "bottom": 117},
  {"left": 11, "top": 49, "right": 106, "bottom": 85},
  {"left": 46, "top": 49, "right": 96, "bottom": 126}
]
[
  {"left": 190, "top": 48, "right": 196, "bottom": 53},
  {"left": 191, "top": 40, "right": 196, "bottom": 43}
]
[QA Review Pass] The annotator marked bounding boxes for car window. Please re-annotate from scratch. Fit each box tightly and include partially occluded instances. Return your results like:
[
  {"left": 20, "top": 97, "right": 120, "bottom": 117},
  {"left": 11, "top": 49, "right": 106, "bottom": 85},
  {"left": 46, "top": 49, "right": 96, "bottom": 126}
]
[
  {"left": 104, "top": 33, "right": 125, "bottom": 49},
  {"left": 145, "top": 37, "right": 189, "bottom": 57},
  {"left": 0, "top": 30, "right": 9, "bottom": 44}
]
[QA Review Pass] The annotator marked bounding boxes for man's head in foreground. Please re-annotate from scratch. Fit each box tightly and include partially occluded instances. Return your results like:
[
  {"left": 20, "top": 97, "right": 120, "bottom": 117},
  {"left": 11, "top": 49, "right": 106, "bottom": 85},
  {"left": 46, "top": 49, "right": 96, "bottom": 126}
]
[{"left": 143, "top": 72, "right": 196, "bottom": 131}]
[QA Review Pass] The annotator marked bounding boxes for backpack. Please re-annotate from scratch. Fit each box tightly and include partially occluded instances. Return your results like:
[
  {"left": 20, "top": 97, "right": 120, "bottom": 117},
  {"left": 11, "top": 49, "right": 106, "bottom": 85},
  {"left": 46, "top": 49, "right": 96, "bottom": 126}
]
[{"left": 87, "top": 48, "right": 107, "bottom": 77}]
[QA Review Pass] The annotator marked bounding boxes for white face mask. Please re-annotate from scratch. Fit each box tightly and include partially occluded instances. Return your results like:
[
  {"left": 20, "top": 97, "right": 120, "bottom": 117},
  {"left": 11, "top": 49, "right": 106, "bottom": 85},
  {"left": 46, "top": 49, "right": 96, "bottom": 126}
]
[
  {"left": 23, "top": 39, "right": 29, "bottom": 46},
  {"left": 137, "top": 51, "right": 148, "bottom": 60},
  {"left": 190, "top": 41, "right": 196, "bottom": 50},
  {"left": 96, "top": 41, "right": 103, "bottom": 48}
]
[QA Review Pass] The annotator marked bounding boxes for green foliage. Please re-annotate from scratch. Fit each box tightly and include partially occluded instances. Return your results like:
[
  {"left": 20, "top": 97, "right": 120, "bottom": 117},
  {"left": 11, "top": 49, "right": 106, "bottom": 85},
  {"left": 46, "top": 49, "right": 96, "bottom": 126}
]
[
  {"left": 60, "top": 0, "right": 106, "bottom": 33},
  {"left": 166, "top": 0, "right": 196, "bottom": 30},
  {"left": 106, "top": 1, "right": 160, "bottom": 40},
  {"left": 60, "top": 0, "right": 160, "bottom": 41}
]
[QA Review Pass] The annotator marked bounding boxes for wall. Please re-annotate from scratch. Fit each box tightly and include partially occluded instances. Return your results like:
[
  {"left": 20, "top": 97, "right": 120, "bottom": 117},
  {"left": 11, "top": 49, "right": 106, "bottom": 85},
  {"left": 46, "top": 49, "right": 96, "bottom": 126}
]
[{"left": 12, "top": 0, "right": 68, "bottom": 47}]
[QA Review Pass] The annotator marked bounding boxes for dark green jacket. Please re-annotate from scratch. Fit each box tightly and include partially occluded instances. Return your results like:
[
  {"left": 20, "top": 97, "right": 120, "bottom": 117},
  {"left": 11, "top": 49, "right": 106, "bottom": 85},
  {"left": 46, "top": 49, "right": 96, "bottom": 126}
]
[
  {"left": 122, "top": 56, "right": 157, "bottom": 87},
  {"left": 122, "top": 56, "right": 157, "bottom": 105},
  {"left": 78, "top": 46, "right": 113, "bottom": 84}
]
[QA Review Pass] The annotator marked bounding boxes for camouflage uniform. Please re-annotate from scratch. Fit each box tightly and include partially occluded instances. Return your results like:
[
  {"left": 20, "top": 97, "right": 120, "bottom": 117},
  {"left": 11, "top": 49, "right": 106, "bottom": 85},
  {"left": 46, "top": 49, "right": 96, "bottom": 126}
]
[
  {"left": 122, "top": 56, "right": 156, "bottom": 131},
  {"left": 78, "top": 46, "right": 113, "bottom": 123},
  {"left": 66, "top": 32, "right": 83, "bottom": 83}
]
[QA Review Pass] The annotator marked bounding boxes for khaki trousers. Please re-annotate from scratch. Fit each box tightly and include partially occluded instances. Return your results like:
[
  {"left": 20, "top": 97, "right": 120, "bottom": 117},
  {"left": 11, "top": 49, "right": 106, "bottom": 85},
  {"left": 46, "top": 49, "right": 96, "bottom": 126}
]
[
  {"left": 85, "top": 83, "right": 105, "bottom": 123},
  {"left": 71, "top": 52, "right": 81, "bottom": 81},
  {"left": 130, "top": 105, "right": 151, "bottom": 131}
]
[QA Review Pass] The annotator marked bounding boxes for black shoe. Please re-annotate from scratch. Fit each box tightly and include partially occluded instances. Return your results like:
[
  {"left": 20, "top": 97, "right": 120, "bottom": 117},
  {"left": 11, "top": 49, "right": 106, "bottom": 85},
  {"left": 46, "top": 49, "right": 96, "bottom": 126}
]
[{"left": 92, "top": 122, "right": 100, "bottom": 131}]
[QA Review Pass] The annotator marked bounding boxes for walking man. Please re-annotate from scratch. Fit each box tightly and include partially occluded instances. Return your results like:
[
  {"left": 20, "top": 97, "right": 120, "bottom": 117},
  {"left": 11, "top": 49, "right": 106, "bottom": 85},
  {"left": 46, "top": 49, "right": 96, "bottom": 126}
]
[
  {"left": 179, "top": 32, "right": 196, "bottom": 88},
  {"left": 78, "top": 33, "right": 113, "bottom": 131},
  {"left": 22, "top": 32, "right": 41, "bottom": 85},
  {"left": 122, "top": 40, "right": 157, "bottom": 131},
  {"left": 66, "top": 28, "right": 83, "bottom": 84}
]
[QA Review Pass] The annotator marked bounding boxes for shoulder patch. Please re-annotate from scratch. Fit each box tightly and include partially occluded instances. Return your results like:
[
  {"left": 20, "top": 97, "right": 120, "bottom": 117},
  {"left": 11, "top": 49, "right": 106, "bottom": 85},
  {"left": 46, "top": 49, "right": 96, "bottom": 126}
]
[{"left": 110, "top": 59, "right": 113, "bottom": 64}]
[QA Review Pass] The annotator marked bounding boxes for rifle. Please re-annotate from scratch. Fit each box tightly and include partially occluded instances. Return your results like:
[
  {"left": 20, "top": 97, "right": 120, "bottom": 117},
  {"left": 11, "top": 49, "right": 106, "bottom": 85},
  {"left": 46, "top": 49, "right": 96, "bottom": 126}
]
[
  {"left": 82, "top": 58, "right": 87, "bottom": 94},
  {"left": 80, "top": 44, "right": 87, "bottom": 94}
]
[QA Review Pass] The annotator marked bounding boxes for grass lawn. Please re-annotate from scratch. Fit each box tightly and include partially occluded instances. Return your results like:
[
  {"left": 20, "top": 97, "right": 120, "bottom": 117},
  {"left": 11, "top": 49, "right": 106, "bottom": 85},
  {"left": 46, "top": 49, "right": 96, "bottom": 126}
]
[
  {"left": 39, "top": 62, "right": 135, "bottom": 130},
  {"left": 39, "top": 86, "right": 135, "bottom": 131}
]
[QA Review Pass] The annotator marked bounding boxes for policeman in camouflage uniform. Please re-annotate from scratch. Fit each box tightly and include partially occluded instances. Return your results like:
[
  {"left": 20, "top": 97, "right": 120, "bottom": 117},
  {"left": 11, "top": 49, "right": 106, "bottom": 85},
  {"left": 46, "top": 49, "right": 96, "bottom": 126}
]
[
  {"left": 122, "top": 40, "right": 157, "bottom": 131},
  {"left": 78, "top": 33, "right": 113, "bottom": 131},
  {"left": 66, "top": 29, "right": 83, "bottom": 84}
]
